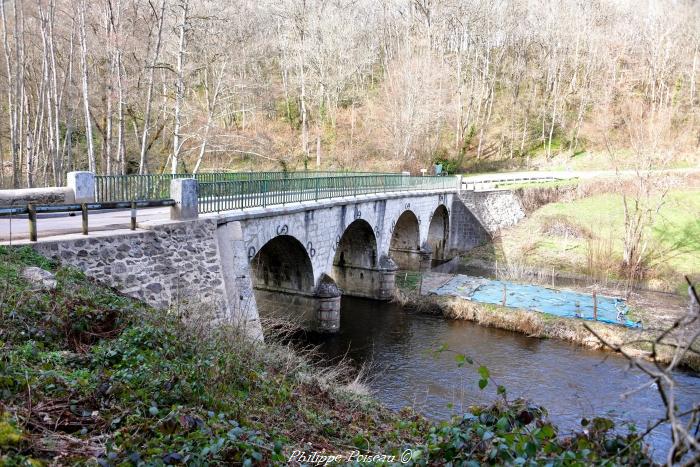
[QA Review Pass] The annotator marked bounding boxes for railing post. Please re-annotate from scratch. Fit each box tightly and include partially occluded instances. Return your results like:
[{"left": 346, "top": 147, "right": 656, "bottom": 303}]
[
  {"left": 315, "top": 177, "right": 319, "bottom": 201},
  {"left": 67, "top": 171, "right": 96, "bottom": 203},
  {"left": 456, "top": 175, "right": 463, "bottom": 193},
  {"left": 170, "top": 178, "right": 199, "bottom": 220},
  {"left": 81, "top": 203, "right": 88, "bottom": 235},
  {"left": 27, "top": 203, "right": 37, "bottom": 242},
  {"left": 130, "top": 201, "right": 137, "bottom": 230}
]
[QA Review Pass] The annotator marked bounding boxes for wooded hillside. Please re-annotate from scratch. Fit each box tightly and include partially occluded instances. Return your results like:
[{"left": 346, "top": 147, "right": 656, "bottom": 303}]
[{"left": 1, "top": 0, "right": 699, "bottom": 187}]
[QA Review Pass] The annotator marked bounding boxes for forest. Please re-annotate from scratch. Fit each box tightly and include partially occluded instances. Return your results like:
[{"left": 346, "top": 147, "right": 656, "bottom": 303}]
[{"left": 0, "top": 0, "right": 699, "bottom": 187}]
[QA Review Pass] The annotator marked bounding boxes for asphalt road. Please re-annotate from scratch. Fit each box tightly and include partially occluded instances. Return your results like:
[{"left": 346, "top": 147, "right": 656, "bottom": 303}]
[{"left": 0, "top": 207, "right": 172, "bottom": 243}]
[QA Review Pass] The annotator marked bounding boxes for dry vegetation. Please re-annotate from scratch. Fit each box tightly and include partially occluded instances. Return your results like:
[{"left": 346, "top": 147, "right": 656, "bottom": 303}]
[
  {"left": 396, "top": 287, "right": 700, "bottom": 372},
  {"left": 0, "top": 0, "right": 700, "bottom": 188},
  {"left": 465, "top": 172, "right": 700, "bottom": 294}
]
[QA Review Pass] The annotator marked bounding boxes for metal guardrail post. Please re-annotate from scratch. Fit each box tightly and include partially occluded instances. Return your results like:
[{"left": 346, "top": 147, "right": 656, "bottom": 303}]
[
  {"left": 81, "top": 203, "right": 88, "bottom": 235},
  {"left": 28, "top": 203, "right": 37, "bottom": 242}
]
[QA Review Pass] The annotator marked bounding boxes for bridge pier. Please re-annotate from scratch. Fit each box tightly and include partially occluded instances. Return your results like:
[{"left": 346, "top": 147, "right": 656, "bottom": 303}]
[
  {"left": 316, "top": 275, "right": 342, "bottom": 332},
  {"left": 333, "top": 255, "right": 397, "bottom": 301},
  {"left": 253, "top": 285, "right": 341, "bottom": 333},
  {"left": 388, "top": 247, "right": 432, "bottom": 271}
]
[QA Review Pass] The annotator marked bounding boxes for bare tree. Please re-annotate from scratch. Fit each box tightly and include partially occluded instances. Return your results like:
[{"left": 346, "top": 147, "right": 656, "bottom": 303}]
[
  {"left": 78, "top": 0, "right": 95, "bottom": 173},
  {"left": 0, "top": 0, "right": 697, "bottom": 183},
  {"left": 585, "top": 279, "right": 700, "bottom": 465},
  {"left": 138, "top": 0, "right": 167, "bottom": 175}
]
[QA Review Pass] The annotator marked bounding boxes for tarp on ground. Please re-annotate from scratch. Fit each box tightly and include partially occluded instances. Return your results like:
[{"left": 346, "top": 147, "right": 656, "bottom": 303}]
[{"left": 431, "top": 275, "right": 640, "bottom": 328}]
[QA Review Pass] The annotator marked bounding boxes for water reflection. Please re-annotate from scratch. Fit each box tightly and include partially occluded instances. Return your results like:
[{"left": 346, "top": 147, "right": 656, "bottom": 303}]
[{"left": 310, "top": 296, "right": 700, "bottom": 460}]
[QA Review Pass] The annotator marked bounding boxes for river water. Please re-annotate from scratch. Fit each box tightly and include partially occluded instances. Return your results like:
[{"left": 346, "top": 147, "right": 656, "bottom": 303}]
[{"left": 310, "top": 296, "right": 700, "bottom": 460}]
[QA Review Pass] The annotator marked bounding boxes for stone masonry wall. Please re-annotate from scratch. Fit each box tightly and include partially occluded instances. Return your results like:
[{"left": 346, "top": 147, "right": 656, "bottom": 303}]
[
  {"left": 457, "top": 190, "right": 525, "bottom": 236},
  {"left": 33, "top": 219, "right": 229, "bottom": 318},
  {"left": 446, "top": 196, "right": 490, "bottom": 256}
]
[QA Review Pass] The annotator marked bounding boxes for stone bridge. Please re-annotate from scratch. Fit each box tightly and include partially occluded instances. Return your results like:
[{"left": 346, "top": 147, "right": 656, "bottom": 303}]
[
  {"left": 219, "top": 190, "right": 485, "bottom": 334},
  {"left": 2, "top": 174, "right": 526, "bottom": 338}
]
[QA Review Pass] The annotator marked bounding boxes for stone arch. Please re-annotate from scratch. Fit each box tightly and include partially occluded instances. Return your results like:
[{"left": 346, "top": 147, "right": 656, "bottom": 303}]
[
  {"left": 332, "top": 219, "right": 391, "bottom": 299},
  {"left": 334, "top": 219, "right": 378, "bottom": 270},
  {"left": 427, "top": 205, "right": 450, "bottom": 261},
  {"left": 250, "top": 235, "right": 314, "bottom": 293},
  {"left": 390, "top": 210, "right": 420, "bottom": 251},
  {"left": 389, "top": 210, "right": 423, "bottom": 269},
  {"left": 248, "top": 234, "right": 323, "bottom": 329}
]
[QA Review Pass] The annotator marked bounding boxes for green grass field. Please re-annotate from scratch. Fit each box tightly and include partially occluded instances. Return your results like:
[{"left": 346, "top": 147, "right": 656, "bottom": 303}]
[{"left": 487, "top": 190, "right": 700, "bottom": 292}]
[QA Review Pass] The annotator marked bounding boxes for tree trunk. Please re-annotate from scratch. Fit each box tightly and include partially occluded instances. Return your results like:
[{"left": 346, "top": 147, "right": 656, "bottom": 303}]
[
  {"left": 138, "top": 0, "right": 166, "bottom": 174},
  {"left": 171, "top": 0, "right": 189, "bottom": 174},
  {"left": 78, "top": 1, "right": 95, "bottom": 172}
]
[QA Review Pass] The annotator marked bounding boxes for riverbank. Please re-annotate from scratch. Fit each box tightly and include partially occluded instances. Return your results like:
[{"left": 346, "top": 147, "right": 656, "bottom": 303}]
[
  {"left": 0, "top": 246, "right": 653, "bottom": 465},
  {"left": 470, "top": 175, "right": 700, "bottom": 295},
  {"left": 396, "top": 278, "right": 700, "bottom": 372}
]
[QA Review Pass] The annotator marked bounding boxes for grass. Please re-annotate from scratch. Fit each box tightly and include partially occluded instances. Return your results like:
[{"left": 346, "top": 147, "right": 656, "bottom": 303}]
[
  {"left": 0, "top": 246, "right": 655, "bottom": 465},
  {"left": 0, "top": 246, "right": 424, "bottom": 464},
  {"left": 526, "top": 149, "right": 700, "bottom": 172},
  {"left": 495, "top": 178, "right": 580, "bottom": 190},
  {"left": 474, "top": 189, "right": 700, "bottom": 292}
]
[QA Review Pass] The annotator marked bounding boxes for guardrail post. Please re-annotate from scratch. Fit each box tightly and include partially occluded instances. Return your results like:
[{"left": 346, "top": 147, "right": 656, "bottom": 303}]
[
  {"left": 27, "top": 203, "right": 37, "bottom": 242},
  {"left": 130, "top": 201, "right": 137, "bottom": 230},
  {"left": 170, "top": 178, "right": 199, "bottom": 220},
  {"left": 81, "top": 203, "right": 88, "bottom": 235},
  {"left": 67, "top": 171, "right": 95, "bottom": 203},
  {"left": 456, "top": 175, "right": 463, "bottom": 193}
]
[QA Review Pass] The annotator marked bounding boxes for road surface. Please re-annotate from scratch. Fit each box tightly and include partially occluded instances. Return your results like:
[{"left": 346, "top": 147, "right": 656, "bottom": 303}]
[{"left": 1, "top": 167, "right": 697, "bottom": 243}]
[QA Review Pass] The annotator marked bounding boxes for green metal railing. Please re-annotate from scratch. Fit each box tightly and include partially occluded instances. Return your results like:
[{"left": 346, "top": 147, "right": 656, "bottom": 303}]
[
  {"left": 198, "top": 174, "right": 454, "bottom": 213},
  {"left": 95, "top": 171, "right": 396, "bottom": 202}
]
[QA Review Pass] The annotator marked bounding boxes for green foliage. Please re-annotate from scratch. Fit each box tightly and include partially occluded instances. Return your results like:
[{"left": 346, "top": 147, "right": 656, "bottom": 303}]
[
  {"left": 421, "top": 345, "right": 651, "bottom": 466},
  {"left": 396, "top": 271, "right": 422, "bottom": 292},
  {"left": 0, "top": 412, "right": 23, "bottom": 448},
  {"left": 0, "top": 247, "right": 653, "bottom": 465},
  {"left": 433, "top": 148, "right": 462, "bottom": 175},
  {"left": 276, "top": 98, "right": 301, "bottom": 129}
]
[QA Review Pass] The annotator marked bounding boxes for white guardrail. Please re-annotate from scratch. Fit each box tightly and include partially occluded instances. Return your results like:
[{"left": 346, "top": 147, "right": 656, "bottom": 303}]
[{"left": 462, "top": 172, "right": 578, "bottom": 191}]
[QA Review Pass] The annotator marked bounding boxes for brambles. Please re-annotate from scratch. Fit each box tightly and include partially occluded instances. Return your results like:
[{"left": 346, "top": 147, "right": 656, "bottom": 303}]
[{"left": 0, "top": 247, "right": 658, "bottom": 464}]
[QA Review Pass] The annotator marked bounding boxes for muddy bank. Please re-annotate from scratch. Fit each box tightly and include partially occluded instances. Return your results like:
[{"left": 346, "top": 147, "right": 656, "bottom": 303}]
[{"left": 395, "top": 289, "right": 700, "bottom": 372}]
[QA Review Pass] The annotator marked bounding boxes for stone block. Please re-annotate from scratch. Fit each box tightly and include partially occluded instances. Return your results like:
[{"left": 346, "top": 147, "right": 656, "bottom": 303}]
[
  {"left": 0, "top": 187, "right": 75, "bottom": 205},
  {"left": 170, "top": 178, "right": 199, "bottom": 220},
  {"left": 67, "top": 171, "right": 95, "bottom": 203}
]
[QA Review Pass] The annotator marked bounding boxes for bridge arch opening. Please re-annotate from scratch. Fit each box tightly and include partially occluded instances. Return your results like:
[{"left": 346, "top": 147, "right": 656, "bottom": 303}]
[
  {"left": 332, "top": 219, "right": 394, "bottom": 300},
  {"left": 334, "top": 219, "right": 377, "bottom": 270},
  {"left": 389, "top": 210, "right": 423, "bottom": 270},
  {"left": 249, "top": 235, "right": 320, "bottom": 328},
  {"left": 251, "top": 235, "right": 314, "bottom": 292},
  {"left": 427, "top": 205, "right": 449, "bottom": 261}
]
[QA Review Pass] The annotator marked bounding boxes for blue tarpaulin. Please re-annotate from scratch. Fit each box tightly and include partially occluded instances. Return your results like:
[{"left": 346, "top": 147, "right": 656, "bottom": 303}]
[{"left": 431, "top": 275, "right": 640, "bottom": 328}]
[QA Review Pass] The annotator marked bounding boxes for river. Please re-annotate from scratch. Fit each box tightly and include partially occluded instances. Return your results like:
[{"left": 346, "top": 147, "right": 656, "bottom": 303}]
[{"left": 308, "top": 296, "right": 700, "bottom": 461}]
